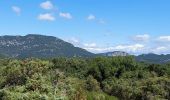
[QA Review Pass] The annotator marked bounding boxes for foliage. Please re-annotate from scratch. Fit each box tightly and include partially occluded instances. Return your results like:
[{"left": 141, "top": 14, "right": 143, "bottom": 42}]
[{"left": 0, "top": 56, "right": 170, "bottom": 100}]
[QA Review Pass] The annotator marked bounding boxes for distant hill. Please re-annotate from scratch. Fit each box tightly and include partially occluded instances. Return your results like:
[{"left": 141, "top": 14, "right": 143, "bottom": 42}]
[
  {"left": 98, "top": 51, "right": 170, "bottom": 63},
  {"left": 0, "top": 53, "right": 7, "bottom": 58},
  {"left": 0, "top": 34, "right": 94, "bottom": 58},
  {"left": 136, "top": 53, "right": 170, "bottom": 63},
  {"left": 1, "top": 34, "right": 170, "bottom": 63},
  {"left": 98, "top": 51, "right": 129, "bottom": 57}
]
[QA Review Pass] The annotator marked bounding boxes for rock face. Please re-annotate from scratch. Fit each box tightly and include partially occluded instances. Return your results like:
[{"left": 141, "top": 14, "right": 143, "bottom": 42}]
[
  {"left": 99, "top": 51, "right": 129, "bottom": 57},
  {"left": 0, "top": 34, "right": 94, "bottom": 58}
]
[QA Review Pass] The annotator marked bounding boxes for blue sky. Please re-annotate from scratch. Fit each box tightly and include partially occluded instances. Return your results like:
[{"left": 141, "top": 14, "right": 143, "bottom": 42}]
[{"left": 0, "top": 0, "right": 170, "bottom": 54}]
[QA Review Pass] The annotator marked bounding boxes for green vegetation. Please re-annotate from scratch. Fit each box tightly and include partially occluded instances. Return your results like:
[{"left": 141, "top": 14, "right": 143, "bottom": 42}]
[{"left": 0, "top": 56, "right": 170, "bottom": 100}]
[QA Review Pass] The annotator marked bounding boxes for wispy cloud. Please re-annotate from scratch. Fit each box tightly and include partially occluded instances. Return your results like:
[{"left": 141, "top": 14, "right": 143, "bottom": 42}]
[
  {"left": 98, "top": 19, "right": 106, "bottom": 24},
  {"left": 152, "top": 46, "right": 169, "bottom": 54},
  {"left": 114, "top": 44, "right": 145, "bottom": 52},
  {"left": 87, "top": 14, "right": 96, "bottom": 20},
  {"left": 157, "top": 36, "right": 170, "bottom": 42},
  {"left": 83, "top": 43, "right": 145, "bottom": 54},
  {"left": 133, "top": 34, "right": 150, "bottom": 42},
  {"left": 40, "top": 1, "right": 53, "bottom": 10},
  {"left": 38, "top": 13, "right": 55, "bottom": 21},
  {"left": 87, "top": 14, "right": 106, "bottom": 24},
  {"left": 12, "top": 6, "right": 21, "bottom": 15},
  {"left": 59, "top": 12, "right": 72, "bottom": 19},
  {"left": 84, "top": 43, "right": 97, "bottom": 48},
  {"left": 67, "top": 37, "right": 80, "bottom": 45},
  {"left": 65, "top": 34, "right": 170, "bottom": 55}
]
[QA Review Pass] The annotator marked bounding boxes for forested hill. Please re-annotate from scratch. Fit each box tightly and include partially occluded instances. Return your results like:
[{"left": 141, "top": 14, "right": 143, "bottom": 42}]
[
  {"left": 136, "top": 53, "right": 170, "bottom": 63},
  {"left": 0, "top": 34, "right": 94, "bottom": 58}
]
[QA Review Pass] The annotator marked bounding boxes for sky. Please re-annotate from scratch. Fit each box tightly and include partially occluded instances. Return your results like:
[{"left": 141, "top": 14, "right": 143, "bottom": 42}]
[{"left": 0, "top": 0, "right": 170, "bottom": 54}]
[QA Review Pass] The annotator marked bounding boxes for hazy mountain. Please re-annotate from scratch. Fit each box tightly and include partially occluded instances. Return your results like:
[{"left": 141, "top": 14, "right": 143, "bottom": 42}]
[
  {"left": 0, "top": 34, "right": 94, "bottom": 58},
  {"left": 99, "top": 51, "right": 170, "bottom": 63},
  {"left": 136, "top": 53, "right": 170, "bottom": 63},
  {"left": 98, "top": 51, "right": 129, "bottom": 57}
]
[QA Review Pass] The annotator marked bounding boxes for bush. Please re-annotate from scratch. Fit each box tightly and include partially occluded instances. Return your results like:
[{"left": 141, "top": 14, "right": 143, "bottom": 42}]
[{"left": 85, "top": 75, "right": 101, "bottom": 92}]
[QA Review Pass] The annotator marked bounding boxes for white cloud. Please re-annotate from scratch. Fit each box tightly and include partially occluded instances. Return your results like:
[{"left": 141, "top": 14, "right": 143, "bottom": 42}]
[
  {"left": 65, "top": 35, "right": 170, "bottom": 55},
  {"left": 38, "top": 13, "right": 55, "bottom": 21},
  {"left": 152, "top": 46, "right": 168, "bottom": 54},
  {"left": 87, "top": 14, "right": 106, "bottom": 24},
  {"left": 12, "top": 6, "right": 21, "bottom": 15},
  {"left": 84, "top": 44, "right": 145, "bottom": 54},
  {"left": 64, "top": 35, "right": 170, "bottom": 55},
  {"left": 40, "top": 1, "right": 53, "bottom": 10},
  {"left": 67, "top": 37, "right": 79, "bottom": 44},
  {"left": 59, "top": 12, "right": 72, "bottom": 19},
  {"left": 84, "top": 43, "right": 97, "bottom": 48},
  {"left": 114, "top": 44, "right": 145, "bottom": 52},
  {"left": 157, "top": 36, "right": 170, "bottom": 42},
  {"left": 98, "top": 19, "right": 106, "bottom": 24},
  {"left": 133, "top": 34, "right": 150, "bottom": 42},
  {"left": 87, "top": 14, "right": 96, "bottom": 20},
  {"left": 84, "top": 47, "right": 107, "bottom": 52},
  {"left": 70, "top": 38, "right": 79, "bottom": 43}
]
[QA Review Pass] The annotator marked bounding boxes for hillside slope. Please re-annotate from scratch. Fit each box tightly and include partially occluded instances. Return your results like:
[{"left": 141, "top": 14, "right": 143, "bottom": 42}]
[{"left": 0, "top": 34, "right": 94, "bottom": 58}]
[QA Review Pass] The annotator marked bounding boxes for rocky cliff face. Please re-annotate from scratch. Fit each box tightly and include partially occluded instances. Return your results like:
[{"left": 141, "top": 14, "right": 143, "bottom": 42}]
[{"left": 99, "top": 51, "right": 129, "bottom": 57}]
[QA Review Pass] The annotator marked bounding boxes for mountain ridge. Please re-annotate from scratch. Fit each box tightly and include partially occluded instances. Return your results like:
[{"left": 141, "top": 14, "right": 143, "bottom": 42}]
[
  {"left": 0, "top": 34, "right": 94, "bottom": 58},
  {"left": 136, "top": 53, "right": 170, "bottom": 63},
  {"left": 0, "top": 34, "right": 170, "bottom": 64}
]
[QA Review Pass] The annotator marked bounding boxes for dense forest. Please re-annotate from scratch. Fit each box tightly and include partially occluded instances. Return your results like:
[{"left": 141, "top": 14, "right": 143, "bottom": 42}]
[{"left": 0, "top": 56, "right": 170, "bottom": 100}]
